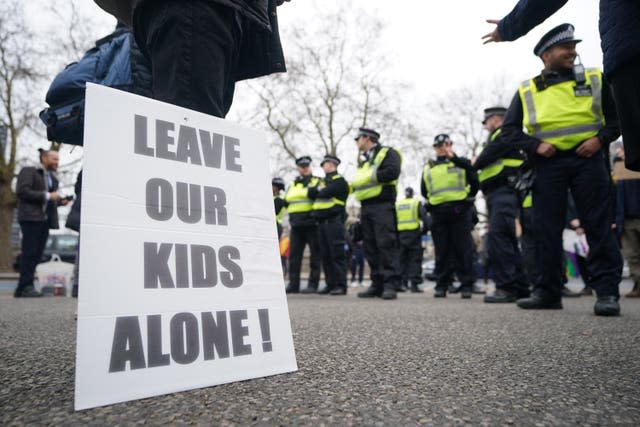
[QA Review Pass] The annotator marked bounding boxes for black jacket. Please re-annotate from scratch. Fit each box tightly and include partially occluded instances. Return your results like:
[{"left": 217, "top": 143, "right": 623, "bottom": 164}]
[
  {"left": 16, "top": 166, "right": 60, "bottom": 229},
  {"left": 474, "top": 128, "right": 528, "bottom": 194},
  {"left": 308, "top": 172, "right": 349, "bottom": 221},
  {"left": 497, "top": 0, "right": 640, "bottom": 76},
  {"left": 360, "top": 144, "right": 402, "bottom": 206},
  {"left": 94, "top": 0, "right": 286, "bottom": 81},
  {"left": 65, "top": 170, "right": 82, "bottom": 232}
]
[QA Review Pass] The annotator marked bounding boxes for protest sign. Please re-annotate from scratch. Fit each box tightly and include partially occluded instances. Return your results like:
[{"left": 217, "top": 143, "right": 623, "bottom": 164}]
[{"left": 75, "top": 84, "right": 297, "bottom": 410}]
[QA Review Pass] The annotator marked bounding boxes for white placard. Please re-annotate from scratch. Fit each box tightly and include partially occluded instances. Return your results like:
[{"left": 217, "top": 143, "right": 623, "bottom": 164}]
[{"left": 75, "top": 84, "right": 297, "bottom": 410}]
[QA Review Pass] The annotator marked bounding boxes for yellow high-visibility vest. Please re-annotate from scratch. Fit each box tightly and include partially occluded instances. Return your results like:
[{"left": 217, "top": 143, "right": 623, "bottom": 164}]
[
  {"left": 522, "top": 192, "right": 533, "bottom": 208},
  {"left": 519, "top": 68, "right": 604, "bottom": 151},
  {"left": 352, "top": 147, "right": 400, "bottom": 201},
  {"left": 422, "top": 161, "right": 470, "bottom": 206},
  {"left": 284, "top": 176, "right": 321, "bottom": 214},
  {"left": 312, "top": 174, "right": 348, "bottom": 211},
  {"left": 478, "top": 128, "right": 524, "bottom": 183},
  {"left": 395, "top": 197, "right": 421, "bottom": 231}
]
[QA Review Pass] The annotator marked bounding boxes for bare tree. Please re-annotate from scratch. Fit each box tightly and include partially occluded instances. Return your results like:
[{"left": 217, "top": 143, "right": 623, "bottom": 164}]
[{"left": 0, "top": 0, "right": 48, "bottom": 270}]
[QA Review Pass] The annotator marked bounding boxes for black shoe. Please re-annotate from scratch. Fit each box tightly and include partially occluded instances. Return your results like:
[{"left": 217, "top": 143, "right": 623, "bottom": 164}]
[
  {"left": 317, "top": 286, "right": 331, "bottom": 295},
  {"left": 396, "top": 284, "right": 408, "bottom": 292},
  {"left": 381, "top": 288, "right": 397, "bottom": 300},
  {"left": 300, "top": 286, "right": 318, "bottom": 294},
  {"left": 285, "top": 285, "right": 299, "bottom": 294},
  {"left": 358, "top": 286, "right": 382, "bottom": 298},
  {"left": 517, "top": 294, "right": 562, "bottom": 310},
  {"left": 410, "top": 284, "right": 424, "bottom": 293},
  {"left": 594, "top": 295, "right": 620, "bottom": 316},
  {"left": 562, "top": 286, "right": 581, "bottom": 298},
  {"left": 13, "top": 288, "right": 22, "bottom": 298},
  {"left": 472, "top": 283, "right": 486, "bottom": 294},
  {"left": 461, "top": 288, "right": 472, "bottom": 299},
  {"left": 19, "top": 286, "right": 43, "bottom": 298},
  {"left": 434, "top": 288, "right": 447, "bottom": 298},
  {"left": 484, "top": 289, "right": 517, "bottom": 303},
  {"left": 329, "top": 287, "right": 347, "bottom": 295},
  {"left": 580, "top": 286, "right": 593, "bottom": 296},
  {"left": 448, "top": 284, "right": 460, "bottom": 294}
]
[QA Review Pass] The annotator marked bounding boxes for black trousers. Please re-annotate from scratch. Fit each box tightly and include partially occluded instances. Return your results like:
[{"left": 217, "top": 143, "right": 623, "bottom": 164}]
[
  {"left": 487, "top": 186, "right": 529, "bottom": 293},
  {"left": 288, "top": 225, "right": 321, "bottom": 290},
  {"left": 609, "top": 55, "right": 640, "bottom": 171},
  {"left": 360, "top": 203, "right": 400, "bottom": 290},
  {"left": 16, "top": 221, "right": 49, "bottom": 293},
  {"left": 431, "top": 204, "right": 475, "bottom": 291},
  {"left": 398, "top": 229, "right": 423, "bottom": 285},
  {"left": 318, "top": 218, "right": 347, "bottom": 290},
  {"left": 532, "top": 153, "right": 622, "bottom": 299},
  {"left": 134, "top": 0, "right": 242, "bottom": 117}
]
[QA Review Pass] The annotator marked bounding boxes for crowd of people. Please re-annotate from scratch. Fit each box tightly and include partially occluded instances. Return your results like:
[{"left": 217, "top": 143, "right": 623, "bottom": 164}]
[{"left": 270, "top": 24, "right": 640, "bottom": 317}]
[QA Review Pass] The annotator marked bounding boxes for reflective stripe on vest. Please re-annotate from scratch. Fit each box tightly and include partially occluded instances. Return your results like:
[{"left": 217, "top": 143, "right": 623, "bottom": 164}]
[
  {"left": 285, "top": 177, "right": 321, "bottom": 214},
  {"left": 274, "top": 196, "right": 286, "bottom": 224},
  {"left": 313, "top": 174, "right": 348, "bottom": 211},
  {"left": 522, "top": 193, "right": 533, "bottom": 208},
  {"left": 352, "top": 147, "right": 399, "bottom": 201},
  {"left": 395, "top": 198, "right": 420, "bottom": 231},
  {"left": 519, "top": 68, "right": 604, "bottom": 151},
  {"left": 478, "top": 128, "right": 524, "bottom": 183},
  {"left": 422, "top": 161, "right": 469, "bottom": 206}
]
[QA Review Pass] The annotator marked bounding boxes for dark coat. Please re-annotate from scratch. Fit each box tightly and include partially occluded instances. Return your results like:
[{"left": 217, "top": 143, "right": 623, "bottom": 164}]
[
  {"left": 94, "top": 0, "right": 286, "bottom": 81},
  {"left": 497, "top": 0, "right": 640, "bottom": 76},
  {"left": 16, "top": 166, "right": 60, "bottom": 229},
  {"left": 65, "top": 170, "right": 82, "bottom": 232}
]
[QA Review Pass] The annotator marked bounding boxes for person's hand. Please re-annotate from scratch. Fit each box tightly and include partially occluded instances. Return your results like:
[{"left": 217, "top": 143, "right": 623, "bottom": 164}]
[
  {"left": 49, "top": 191, "right": 61, "bottom": 202},
  {"left": 444, "top": 144, "right": 455, "bottom": 159},
  {"left": 536, "top": 142, "right": 556, "bottom": 158},
  {"left": 570, "top": 219, "right": 580, "bottom": 229},
  {"left": 60, "top": 198, "right": 70, "bottom": 206},
  {"left": 575, "top": 227, "right": 585, "bottom": 236},
  {"left": 575, "top": 137, "right": 602, "bottom": 158},
  {"left": 482, "top": 19, "right": 502, "bottom": 44}
]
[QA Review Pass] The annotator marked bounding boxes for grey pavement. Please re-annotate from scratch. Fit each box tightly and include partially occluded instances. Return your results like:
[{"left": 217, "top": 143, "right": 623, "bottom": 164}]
[{"left": 1, "top": 279, "right": 639, "bottom": 426}]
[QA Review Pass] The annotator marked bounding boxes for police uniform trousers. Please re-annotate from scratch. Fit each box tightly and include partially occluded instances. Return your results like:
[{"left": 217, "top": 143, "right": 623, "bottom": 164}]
[
  {"left": 532, "top": 153, "right": 622, "bottom": 299},
  {"left": 430, "top": 203, "right": 475, "bottom": 291},
  {"left": 360, "top": 203, "right": 401, "bottom": 290},
  {"left": 318, "top": 216, "right": 347, "bottom": 291},
  {"left": 486, "top": 186, "right": 529, "bottom": 294},
  {"left": 288, "top": 225, "right": 321, "bottom": 291},
  {"left": 398, "top": 229, "right": 423, "bottom": 286},
  {"left": 519, "top": 206, "right": 537, "bottom": 287}
]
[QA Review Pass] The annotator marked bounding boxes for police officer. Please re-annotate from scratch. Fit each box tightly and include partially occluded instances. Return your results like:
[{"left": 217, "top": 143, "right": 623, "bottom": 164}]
[
  {"left": 474, "top": 107, "right": 531, "bottom": 303},
  {"left": 395, "top": 187, "right": 427, "bottom": 293},
  {"left": 309, "top": 155, "right": 350, "bottom": 295},
  {"left": 284, "top": 156, "right": 322, "bottom": 294},
  {"left": 272, "top": 177, "right": 286, "bottom": 240},
  {"left": 500, "top": 24, "right": 622, "bottom": 315},
  {"left": 421, "top": 134, "right": 479, "bottom": 298},
  {"left": 352, "top": 128, "right": 402, "bottom": 300}
]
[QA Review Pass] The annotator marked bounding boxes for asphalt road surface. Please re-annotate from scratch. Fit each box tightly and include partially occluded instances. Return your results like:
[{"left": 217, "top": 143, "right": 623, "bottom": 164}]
[{"left": 1, "top": 280, "right": 639, "bottom": 426}]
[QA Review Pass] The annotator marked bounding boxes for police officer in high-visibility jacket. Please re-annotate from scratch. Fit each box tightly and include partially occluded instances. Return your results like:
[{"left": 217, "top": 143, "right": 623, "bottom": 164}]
[
  {"left": 500, "top": 24, "right": 622, "bottom": 316},
  {"left": 352, "top": 127, "right": 403, "bottom": 300},
  {"left": 272, "top": 177, "right": 286, "bottom": 240},
  {"left": 284, "top": 156, "right": 323, "bottom": 294},
  {"left": 421, "top": 134, "right": 479, "bottom": 299},
  {"left": 308, "top": 155, "right": 350, "bottom": 295},
  {"left": 395, "top": 187, "right": 428, "bottom": 293},
  {"left": 474, "top": 106, "right": 531, "bottom": 303}
]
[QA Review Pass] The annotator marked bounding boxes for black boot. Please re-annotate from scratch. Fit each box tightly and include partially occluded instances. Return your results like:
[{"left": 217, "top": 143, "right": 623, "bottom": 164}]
[
  {"left": 484, "top": 289, "right": 517, "bottom": 303},
  {"left": 381, "top": 284, "right": 397, "bottom": 300},
  {"left": 594, "top": 295, "right": 620, "bottom": 316},
  {"left": 517, "top": 294, "right": 562, "bottom": 310},
  {"left": 410, "top": 283, "right": 424, "bottom": 293},
  {"left": 358, "top": 285, "right": 382, "bottom": 298},
  {"left": 434, "top": 288, "right": 447, "bottom": 298},
  {"left": 300, "top": 284, "right": 319, "bottom": 294},
  {"left": 460, "top": 287, "right": 472, "bottom": 299},
  {"left": 285, "top": 284, "right": 299, "bottom": 294}
]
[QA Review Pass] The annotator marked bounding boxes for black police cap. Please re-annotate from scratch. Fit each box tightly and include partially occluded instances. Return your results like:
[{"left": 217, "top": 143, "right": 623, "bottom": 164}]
[
  {"left": 482, "top": 106, "right": 507, "bottom": 124},
  {"left": 405, "top": 187, "right": 414, "bottom": 196},
  {"left": 295, "top": 156, "right": 312, "bottom": 166},
  {"left": 354, "top": 127, "right": 380, "bottom": 141},
  {"left": 272, "top": 177, "right": 285, "bottom": 190},
  {"left": 320, "top": 154, "right": 341, "bottom": 166},
  {"left": 433, "top": 133, "right": 451, "bottom": 147},
  {"left": 533, "top": 23, "right": 582, "bottom": 57}
]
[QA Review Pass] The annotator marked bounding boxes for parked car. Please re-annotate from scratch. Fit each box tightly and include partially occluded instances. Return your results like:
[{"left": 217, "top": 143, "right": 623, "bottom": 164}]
[{"left": 12, "top": 232, "right": 79, "bottom": 272}]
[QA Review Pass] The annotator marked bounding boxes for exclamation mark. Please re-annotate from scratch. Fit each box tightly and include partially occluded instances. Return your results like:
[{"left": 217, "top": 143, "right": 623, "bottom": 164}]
[{"left": 258, "top": 309, "right": 272, "bottom": 352}]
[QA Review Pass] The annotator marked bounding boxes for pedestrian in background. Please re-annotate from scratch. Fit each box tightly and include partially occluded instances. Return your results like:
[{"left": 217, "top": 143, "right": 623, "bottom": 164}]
[
  {"left": 348, "top": 215, "right": 365, "bottom": 286},
  {"left": 14, "top": 149, "right": 70, "bottom": 298},
  {"left": 422, "top": 134, "right": 478, "bottom": 299},
  {"left": 395, "top": 187, "right": 427, "bottom": 293}
]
